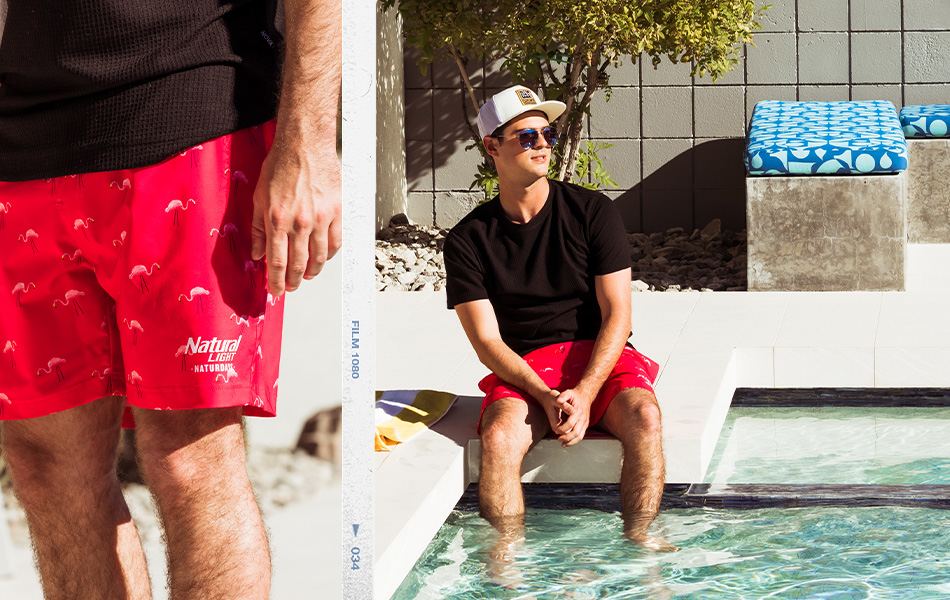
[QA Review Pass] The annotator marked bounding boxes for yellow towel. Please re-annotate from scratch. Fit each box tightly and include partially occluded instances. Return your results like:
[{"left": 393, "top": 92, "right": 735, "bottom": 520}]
[{"left": 374, "top": 389, "right": 458, "bottom": 452}]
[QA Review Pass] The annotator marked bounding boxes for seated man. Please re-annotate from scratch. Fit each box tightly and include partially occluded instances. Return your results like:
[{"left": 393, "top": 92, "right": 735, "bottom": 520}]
[{"left": 444, "top": 84, "right": 671, "bottom": 549}]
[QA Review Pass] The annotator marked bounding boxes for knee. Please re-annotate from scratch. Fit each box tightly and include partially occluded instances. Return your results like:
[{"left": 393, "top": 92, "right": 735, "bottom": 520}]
[
  {"left": 480, "top": 421, "right": 529, "bottom": 465},
  {"left": 616, "top": 390, "right": 662, "bottom": 436},
  {"left": 134, "top": 410, "right": 245, "bottom": 496},
  {"left": 3, "top": 433, "right": 115, "bottom": 500},
  {"left": 633, "top": 396, "right": 663, "bottom": 435}
]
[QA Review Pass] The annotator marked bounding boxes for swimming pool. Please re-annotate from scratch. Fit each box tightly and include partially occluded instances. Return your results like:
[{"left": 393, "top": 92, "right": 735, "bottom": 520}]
[
  {"left": 394, "top": 404, "right": 949, "bottom": 598},
  {"left": 396, "top": 505, "right": 949, "bottom": 599},
  {"left": 705, "top": 407, "right": 950, "bottom": 485}
]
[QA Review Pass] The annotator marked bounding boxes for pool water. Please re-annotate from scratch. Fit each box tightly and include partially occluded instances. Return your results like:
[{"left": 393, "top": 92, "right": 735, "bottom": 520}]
[
  {"left": 396, "top": 406, "right": 949, "bottom": 598},
  {"left": 704, "top": 407, "right": 950, "bottom": 485},
  {"left": 395, "top": 506, "right": 950, "bottom": 599}
]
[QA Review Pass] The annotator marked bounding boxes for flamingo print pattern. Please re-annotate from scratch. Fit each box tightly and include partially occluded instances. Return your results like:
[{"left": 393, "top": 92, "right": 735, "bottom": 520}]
[
  {"left": 0, "top": 201, "right": 11, "bottom": 230},
  {"left": 0, "top": 118, "right": 282, "bottom": 422},
  {"left": 3, "top": 340, "right": 16, "bottom": 368},
  {"left": 52, "top": 289, "right": 87, "bottom": 315},
  {"left": 178, "top": 286, "right": 211, "bottom": 312},
  {"left": 164, "top": 198, "right": 197, "bottom": 225},
  {"left": 123, "top": 319, "right": 144, "bottom": 345},
  {"left": 73, "top": 217, "right": 95, "bottom": 234},
  {"left": 61, "top": 249, "right": 84, "bottom": 262},
  {"left": 129, "top": 263, "right": 160, "bottom": 293},
  {"left": 11, "top": 282, "right": 36, "bottom": 307},
  {"left": 36, "top": 357, "right": 67, "bottom": 382},
  {"left": 18, "top": 229, "right": 39, "bottom": 253},
  {"left": 210, "top": 223, "right": 240, "bottom": 253}
]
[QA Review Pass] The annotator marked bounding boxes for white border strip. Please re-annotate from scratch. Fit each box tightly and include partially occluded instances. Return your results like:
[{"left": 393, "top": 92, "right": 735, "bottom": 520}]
[{"left": 341, "top": 0, "right": 376, "bottom": 595}]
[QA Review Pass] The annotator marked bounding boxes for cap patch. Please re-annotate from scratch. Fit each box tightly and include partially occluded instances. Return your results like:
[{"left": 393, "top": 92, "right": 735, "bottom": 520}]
[{"left": 516, "top": 90, "right": 537, "bottom": 106}]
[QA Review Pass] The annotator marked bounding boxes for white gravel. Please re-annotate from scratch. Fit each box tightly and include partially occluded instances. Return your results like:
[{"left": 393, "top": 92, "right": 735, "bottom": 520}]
[{"left": 376, "top": 217, "right": 747, "bottom": 292}]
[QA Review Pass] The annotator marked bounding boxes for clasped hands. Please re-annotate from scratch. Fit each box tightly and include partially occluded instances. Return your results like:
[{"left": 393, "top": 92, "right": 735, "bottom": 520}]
[{"left": 539, "top": 387, "right": 593, "bottom": 447}]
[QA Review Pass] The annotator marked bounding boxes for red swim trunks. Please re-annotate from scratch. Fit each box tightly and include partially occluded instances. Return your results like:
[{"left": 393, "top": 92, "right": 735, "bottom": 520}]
[
  {"left": 476, "top": 340, "right": 660, "bottom": 434},
  {"left": 0, "top": 120, "right": 284, "bottom": 427}
]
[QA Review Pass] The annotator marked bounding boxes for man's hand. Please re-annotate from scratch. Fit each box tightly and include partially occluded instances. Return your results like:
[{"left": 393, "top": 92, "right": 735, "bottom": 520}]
[
  {"left": 552, "top": 388, "right": 593, "bottom": 447},
  {"left": 536, "top": 389, "right": 571, "bottom": 433},
  {"left": 251, "top": 144, "right": 341, "bottom": 295}
]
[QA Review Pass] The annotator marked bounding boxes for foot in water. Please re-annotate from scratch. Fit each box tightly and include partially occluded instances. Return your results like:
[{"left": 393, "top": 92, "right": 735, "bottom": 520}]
[{"left": 624, "top": 530, "right": 679, "bottom": 552}]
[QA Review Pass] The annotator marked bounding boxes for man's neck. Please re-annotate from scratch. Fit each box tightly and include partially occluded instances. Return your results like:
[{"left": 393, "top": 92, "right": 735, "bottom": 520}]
[{"left": 497, "top": 176, "right": 549, "bottom": 224}]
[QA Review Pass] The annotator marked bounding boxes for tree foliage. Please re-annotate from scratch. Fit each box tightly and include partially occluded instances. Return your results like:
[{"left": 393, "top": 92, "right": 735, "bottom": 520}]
[{"left": 383, "top": 0, "right": 763, "bottom": 194}]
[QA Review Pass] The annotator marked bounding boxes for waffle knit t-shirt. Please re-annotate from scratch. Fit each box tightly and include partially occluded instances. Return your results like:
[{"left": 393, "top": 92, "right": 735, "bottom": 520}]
[
  {"left": 0, "top": 0, "right": 282, "bottom": 181},
  {"left": 443, "top": 178, "right": 632, "bottom": 356}
]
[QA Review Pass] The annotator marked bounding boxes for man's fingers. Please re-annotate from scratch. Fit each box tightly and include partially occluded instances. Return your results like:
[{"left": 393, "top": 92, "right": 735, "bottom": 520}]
[
  {"left": 251, "top": 191, "right": 267, "bottom": 261},
  {"left": 267, "top": 208, "right": 289, "bottom": 296},
  {"left": 287, "top": 209, "right": 313, "bottom": 291},
  {"left": 326, "top": 214, "right": 342, "bottom": 262},
  {"left": 305, "top": 218, "right": 329, "bottom": 280},
  {"left": 560, "top": 424, "right": 588, "bottom": 447}
]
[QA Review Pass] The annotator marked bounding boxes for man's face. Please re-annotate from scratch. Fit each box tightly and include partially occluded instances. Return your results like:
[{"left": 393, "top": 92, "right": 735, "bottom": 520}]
[{"left": 483, "top": 111, "right": 553, "bottom": 183}]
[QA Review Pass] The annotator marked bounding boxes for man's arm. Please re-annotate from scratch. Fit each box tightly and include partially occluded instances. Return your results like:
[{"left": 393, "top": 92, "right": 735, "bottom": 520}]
[
  {"left": 454, "top": 299, "right": 574, "bottom": 431},
  {"left": 556, "top": 267, "right": 632, "bottom": 446},
  {"left": 251, "top": 0, "right": 342, "bottom": 295}
]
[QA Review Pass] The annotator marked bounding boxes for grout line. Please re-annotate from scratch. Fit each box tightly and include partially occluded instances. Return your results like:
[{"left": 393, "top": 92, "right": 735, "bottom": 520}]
[
  {"left": 848, "top": 0, "right": 854, "bottom": 100},
  {"left": 900, "top": 0, "right": 906, "bottom": 107},
  {"left": 639, "top": 57, "right": 644, "bottom": 232},
  {"left": 795, "top": 0, "right": 800, "bottom": 100}
]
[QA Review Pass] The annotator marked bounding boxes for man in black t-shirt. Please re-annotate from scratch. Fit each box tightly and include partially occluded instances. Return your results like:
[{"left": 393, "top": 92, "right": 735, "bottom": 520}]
[{"left": 444, "top": 85, "right": 672, "bottom": 550}]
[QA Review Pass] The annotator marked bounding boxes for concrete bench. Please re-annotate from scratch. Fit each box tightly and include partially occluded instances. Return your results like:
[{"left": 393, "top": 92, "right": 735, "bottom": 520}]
[
  {"left": 745, "top": 101, "right": 908, "bottom": 291},
  {"left": 901, "top": 105, "right": 950, "bottom": 244}
]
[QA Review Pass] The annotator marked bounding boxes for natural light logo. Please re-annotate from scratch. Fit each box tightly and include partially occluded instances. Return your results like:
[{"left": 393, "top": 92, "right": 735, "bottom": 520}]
[{"left": 185, "top": 335, "right": 242, "bottom": 374}]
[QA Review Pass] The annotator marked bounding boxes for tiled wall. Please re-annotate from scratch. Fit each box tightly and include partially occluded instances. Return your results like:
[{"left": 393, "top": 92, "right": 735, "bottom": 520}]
[{"left": 401, "top": 0, "right": 950, "bottom": 233}]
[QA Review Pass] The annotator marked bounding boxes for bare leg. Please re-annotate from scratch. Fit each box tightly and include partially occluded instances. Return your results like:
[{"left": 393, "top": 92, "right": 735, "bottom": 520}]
[
  {"left": 2, "top": 396, "right": 152, "bottom": 599},
  {"left": 478, "top": 398, "right": 549, "bottom": 524},
  {"left": 478, "top": 398, "right": 549, "bottom": 585},
  {"left": 133, "top": 407, "right": 268, "bottom": 600},
  {"left": 599, "top": 388, "right": 675, "bottom": 551}
]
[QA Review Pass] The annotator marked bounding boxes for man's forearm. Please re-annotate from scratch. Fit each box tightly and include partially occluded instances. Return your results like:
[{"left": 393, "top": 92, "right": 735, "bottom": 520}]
[
  {"left": 277, "top": 0, "right": 341, "bottom": 146},
  {"left": 477, "top": 339, "right": 552, "bottom": 401},
  {"left": 575, "top": 313, "right": 630, "bottom": 400}
]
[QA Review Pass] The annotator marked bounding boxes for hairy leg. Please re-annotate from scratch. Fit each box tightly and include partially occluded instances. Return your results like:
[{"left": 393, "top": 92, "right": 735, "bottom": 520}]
[
  {"left": 478, "top": 398, "right": 549, "bottom": 586},
  {"left": 599, "top": 388, "right": 674, "bottom": 550},
  {"left": 2, "top": 396, "right": 152, "bottom": 600},
  {"left": 133, "top": 407, "right": 268, "bottom": 600},
  {"left": 478, "top": 398, "right": 549, "bottom": 525}
]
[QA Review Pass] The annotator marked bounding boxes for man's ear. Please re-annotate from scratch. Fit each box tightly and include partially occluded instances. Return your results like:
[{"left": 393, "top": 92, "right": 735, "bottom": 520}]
[{"left": 483, "top": 135, "right": 499, "bottom": 158}]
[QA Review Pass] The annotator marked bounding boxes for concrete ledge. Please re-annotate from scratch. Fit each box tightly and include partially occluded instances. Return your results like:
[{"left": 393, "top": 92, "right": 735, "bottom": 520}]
[
  {"left": 747, "top": 174, "right": 906, "bottom": 290},
  {"left": 907, "top": 139, "right": 950, "bottom": 243}
]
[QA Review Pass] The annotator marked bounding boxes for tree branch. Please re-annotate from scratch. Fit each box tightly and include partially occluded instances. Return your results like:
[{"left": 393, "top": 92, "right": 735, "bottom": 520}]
[{"left": 448, "top": 45, "right": 481, "bottom": 122}]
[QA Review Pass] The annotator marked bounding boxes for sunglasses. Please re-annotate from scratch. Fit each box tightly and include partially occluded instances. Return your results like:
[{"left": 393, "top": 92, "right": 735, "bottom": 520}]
[{"left": 493, "top": 126, "right": 559, "bottom": 150}]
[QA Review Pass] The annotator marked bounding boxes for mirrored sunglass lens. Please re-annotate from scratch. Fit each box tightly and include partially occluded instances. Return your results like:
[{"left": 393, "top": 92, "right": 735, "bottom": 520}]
[
  {"left": 543, "top": 128, "right": 558, "bottom": 146},
  {"left": 518, "top": 130, "right": 539, "bottom": 149}
]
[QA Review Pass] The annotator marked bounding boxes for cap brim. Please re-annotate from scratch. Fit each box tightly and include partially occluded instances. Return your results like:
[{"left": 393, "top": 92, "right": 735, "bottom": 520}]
[
  {"left": 535, "top": 100, "right": 567, "bottom": 123},
  {"left": 500, "top": 100, "right": 567, "bottom": 131}
]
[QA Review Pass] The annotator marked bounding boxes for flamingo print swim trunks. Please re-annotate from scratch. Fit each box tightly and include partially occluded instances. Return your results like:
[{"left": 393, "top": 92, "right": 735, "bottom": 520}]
[
  {"left": 476, "top": 340, "right": 660, "bottom": 434},
  {"left": 0, "top": 120, "right": 284, "bottom": 427}
]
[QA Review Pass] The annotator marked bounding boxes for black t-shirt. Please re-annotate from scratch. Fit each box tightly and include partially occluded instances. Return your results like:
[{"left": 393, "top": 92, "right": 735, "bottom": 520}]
[
  {"left": 0, "top": 0, "right": 282, "bottom": 182},
  {"left": 444, "top": 179, "right": 631, "bottom": 356}
]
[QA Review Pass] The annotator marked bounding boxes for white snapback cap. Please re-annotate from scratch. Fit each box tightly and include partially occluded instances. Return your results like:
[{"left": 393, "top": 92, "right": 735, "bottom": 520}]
[{"left": 477, "top": 85, "right": 567, "bottom": 139}]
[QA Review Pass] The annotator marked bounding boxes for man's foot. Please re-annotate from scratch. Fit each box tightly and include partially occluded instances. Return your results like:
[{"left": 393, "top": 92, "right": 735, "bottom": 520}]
[
  {"left": 623, "top": 512, "right": 678, "bottom": 552},
  {"left": 485, "top": 516, "right": 526, "bottom": 588},
  {"left": 623, "top": 529, "right": 679, "bottom": 552}
]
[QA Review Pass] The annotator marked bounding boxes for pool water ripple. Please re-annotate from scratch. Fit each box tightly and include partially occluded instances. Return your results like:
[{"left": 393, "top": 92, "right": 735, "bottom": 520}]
[{"left": 395, "top": 507, "right": 950, "bottom": 599}]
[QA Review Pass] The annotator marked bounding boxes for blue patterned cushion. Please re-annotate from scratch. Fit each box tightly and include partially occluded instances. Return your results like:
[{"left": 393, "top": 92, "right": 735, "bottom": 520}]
[
  {"left": 745, "top": 101, "right": 908, "bottom": 176},
  {"left": 900, "top": 105, "right": 950, "bottom": 138}
]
